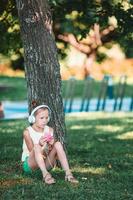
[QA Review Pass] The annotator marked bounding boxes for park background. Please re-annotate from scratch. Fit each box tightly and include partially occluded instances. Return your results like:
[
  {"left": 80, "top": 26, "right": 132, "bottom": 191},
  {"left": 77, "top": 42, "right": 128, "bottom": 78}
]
[{"left": 0, "top": 0, "right": 133, "bottom": 200}]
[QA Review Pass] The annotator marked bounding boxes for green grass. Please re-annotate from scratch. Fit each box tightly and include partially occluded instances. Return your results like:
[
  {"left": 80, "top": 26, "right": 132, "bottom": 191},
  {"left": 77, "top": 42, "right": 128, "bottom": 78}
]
[
  {"left": 0, "top": 112, "right": 133, "bottom": 200},
  {"left": 0, "top": 76, "right": 27, "bottom": 101},
  {"left": 0, "top": 76, "right": 133, "bottom": 101}
]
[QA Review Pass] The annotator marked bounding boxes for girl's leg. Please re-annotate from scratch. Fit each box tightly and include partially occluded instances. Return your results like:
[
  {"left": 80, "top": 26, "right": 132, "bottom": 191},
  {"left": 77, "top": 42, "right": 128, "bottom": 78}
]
[
  {"left": 43, "top": 142, "right": 70, "bottom": 172},
  {"left": 53, "top": 141, "right": 70, "bottom": 173},
  {"left": 28, "top": 142, "right": 70, "bottom": 173},
  {"left": 28, "top": 144, "right": 55, "bottom": 184},
  {"left": 45, "top": 147, "right": 57, "bottom": 169},
  {"left": 44, "top": 141, "right": 78, "bottom": 183},
  {"left": 52, "top": 141, "right": 79, "bottom": 183},
  {"left": 28, "top": 144, "right": 47, "bottom": 176}
]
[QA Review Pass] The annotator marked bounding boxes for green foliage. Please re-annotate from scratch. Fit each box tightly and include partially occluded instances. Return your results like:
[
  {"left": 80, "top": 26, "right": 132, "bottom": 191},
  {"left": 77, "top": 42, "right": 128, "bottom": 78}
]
[
  {"left": 0, "top": 0, "right": 133, "bottom": 68},
  {"left": 0, "top": 112, "right": 133, "bottom": 199},
  {"left": 96, "top": 52, "right": 107, "bottom": 63},
  {"left": 0, "top": 0, "right": 22, "bottom": 55},
  {"left": 49, "top": 0, "right": 133, "bottom": 58},
  {"left": 11, "top": 56, "right": 24, "bottom": 70}
]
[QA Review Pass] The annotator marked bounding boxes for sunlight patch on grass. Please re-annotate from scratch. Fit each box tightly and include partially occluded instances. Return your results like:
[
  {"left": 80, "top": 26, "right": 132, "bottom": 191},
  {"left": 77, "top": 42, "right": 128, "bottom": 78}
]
[
  {"left": 0, "top": 128, "right": 14, "bottom": 133},
  {"left": 73, "top": 166, "right": 106, "bottom": 175},
  {"left": 66, "top": 112, "right": 133, "bottom": 120},
  {"left": 70, "top": 125, "right": 92, "bottom": 130},
  {"left": 0, "top": 128, "right": 4, "bottom": 132},
  {"left": 66, "top": 112, "right": 109, "bottom": 121},
  {"left": 125, "top": 153, "right": 133, "bottom": 158},
  {"left": 6, "top": 129, "right": 15, "bottom": 133},
  {"left": 116, "top": 131, "right": 133, "bottom": 140},
  {"left": 6, "top": 121, "right": 23, "bottom": 127},
  {"left": 0, "top": 178, "right": 33, "bottom": 188},
  {"left": 95, "top": 125, "right": 123, "bottom": 133}
]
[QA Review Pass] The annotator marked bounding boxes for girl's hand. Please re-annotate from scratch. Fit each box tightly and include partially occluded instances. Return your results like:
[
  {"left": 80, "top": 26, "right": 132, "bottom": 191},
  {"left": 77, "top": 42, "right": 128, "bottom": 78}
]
[
  {"left": 48, "top": 138, "right": 54, "bottom": 145},
  {"left": 44, "top": 133, "right": 54, "bottom": 143},
  {"left": 39, "top": 136, "right": 47, "bottom": 146}
]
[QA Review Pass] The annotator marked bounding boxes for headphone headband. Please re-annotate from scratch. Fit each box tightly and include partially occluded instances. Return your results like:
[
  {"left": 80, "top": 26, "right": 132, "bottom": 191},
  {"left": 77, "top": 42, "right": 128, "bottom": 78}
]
[
  {"left": 28, "top": 105, "right": 51, "bottom": 123},
  {"left": 30, "top": 105, "right": 51, "bottom": 116}
]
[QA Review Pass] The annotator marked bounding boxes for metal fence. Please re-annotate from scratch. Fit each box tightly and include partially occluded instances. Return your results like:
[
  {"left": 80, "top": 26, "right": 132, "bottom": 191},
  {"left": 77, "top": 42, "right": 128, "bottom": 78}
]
[{"left": 63, "top": 75, "right": 133, "bottom": 112}]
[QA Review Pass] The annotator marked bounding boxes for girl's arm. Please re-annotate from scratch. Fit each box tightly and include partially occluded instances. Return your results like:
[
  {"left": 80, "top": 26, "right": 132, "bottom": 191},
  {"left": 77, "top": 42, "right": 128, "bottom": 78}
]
[
  {"left": 49, "top": 127, "right": 55, "bottom": 145},
  {"left": 23, "top": 129, "right": 34, "bottom": 152},
  {"left": 49, "top": 127, "right": 54, "bottom": 136}
]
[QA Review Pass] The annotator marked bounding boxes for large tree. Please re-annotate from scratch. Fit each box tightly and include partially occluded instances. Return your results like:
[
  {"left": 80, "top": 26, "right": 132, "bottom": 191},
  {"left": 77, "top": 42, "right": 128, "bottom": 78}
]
[{"left": 15, "top": 0, "right": 66, "bottom": 142}]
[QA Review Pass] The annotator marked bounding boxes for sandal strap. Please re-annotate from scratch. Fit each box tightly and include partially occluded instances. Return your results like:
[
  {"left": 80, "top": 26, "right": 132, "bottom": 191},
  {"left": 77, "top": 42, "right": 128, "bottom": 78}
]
[
  {"left": 65, "top": 173, "right": 79, "bottom": 183},
  {"left": 66, "top": 173, "right": 73, "bottom": 178},
  {"left": 43, "top": 173, "right": 55, "bottom": 184},
  {"left": 44, "top": 172, "right": 50, "bottom": 179}
]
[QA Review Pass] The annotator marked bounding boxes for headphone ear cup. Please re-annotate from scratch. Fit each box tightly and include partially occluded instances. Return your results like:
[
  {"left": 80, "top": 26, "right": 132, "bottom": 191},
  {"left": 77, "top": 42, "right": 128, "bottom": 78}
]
[
  {"left": 32, "top": 116, "right": 35, "bottom": 123},
  {"left": 48, "top": 116, "right": 50, "bottom": 122},
  {"left": 28, "top": 115, "right": 35, "bottom": 124}
]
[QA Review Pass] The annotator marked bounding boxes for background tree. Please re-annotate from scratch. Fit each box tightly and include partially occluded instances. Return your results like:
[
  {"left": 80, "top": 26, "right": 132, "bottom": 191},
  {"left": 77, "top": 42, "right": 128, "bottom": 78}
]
[
  {"left": 52, "top": 1, "right": 133, "bottom": 78},
  {"left": 0, "top": 0, "right": 132, "bottom": 69},
  {"left": 0, "top": 0, "right": 23, "bottom": 69},
  {"left": 51, "top": 0, "right": 133, "bottom": 58},
  {"left": 57, "top": 22, "right": 117, "bottom": 77},
  {"left": 15, "top": 0, "right": 66, "bottom": 142}
]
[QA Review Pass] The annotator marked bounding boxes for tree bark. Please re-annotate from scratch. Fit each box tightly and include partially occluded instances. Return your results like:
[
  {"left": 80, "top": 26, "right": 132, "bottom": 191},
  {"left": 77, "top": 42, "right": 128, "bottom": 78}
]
[{"left": 15, "top": 0, "right": 66, "bottom": 142}]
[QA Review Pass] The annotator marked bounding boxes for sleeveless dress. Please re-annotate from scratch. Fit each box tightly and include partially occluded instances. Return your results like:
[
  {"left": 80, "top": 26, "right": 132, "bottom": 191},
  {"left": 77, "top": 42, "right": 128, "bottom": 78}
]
[{"left": 21, "top": 125, "right": 53, "bottom": 162}]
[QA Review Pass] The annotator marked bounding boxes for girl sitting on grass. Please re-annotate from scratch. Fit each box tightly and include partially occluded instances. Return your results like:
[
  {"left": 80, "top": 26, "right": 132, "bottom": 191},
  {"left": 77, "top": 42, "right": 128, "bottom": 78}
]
[{"left": 21, "top": 104, "right": 79, "bottom": 185}]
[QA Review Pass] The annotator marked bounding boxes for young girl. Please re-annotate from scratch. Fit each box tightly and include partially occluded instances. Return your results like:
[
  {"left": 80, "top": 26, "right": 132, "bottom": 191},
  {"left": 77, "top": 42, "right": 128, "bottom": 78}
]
[{"left": 21, "top": 104, "right": 79, "bottom": 185}]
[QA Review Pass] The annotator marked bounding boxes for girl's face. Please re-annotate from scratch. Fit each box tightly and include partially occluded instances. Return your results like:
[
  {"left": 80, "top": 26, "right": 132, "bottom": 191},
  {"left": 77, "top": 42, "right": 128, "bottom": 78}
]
[{"left": 35, "top": 109, "right": 49, "bottom": 128}]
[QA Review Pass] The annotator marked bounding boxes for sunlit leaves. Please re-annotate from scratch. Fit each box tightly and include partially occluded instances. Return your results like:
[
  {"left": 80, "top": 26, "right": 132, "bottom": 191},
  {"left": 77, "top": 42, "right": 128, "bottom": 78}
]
[{"left": 0, "top": 0, "right": 133, "bottom": 59}]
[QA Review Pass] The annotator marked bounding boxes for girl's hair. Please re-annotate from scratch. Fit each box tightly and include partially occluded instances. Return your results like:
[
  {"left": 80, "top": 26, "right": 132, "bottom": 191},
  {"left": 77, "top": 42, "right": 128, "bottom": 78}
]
[
  {"left": 34, "top": 107, "right": 49, "bottom": 116},
  {"left": 32, "top": 100, "right": 38, "bottom": 109}
]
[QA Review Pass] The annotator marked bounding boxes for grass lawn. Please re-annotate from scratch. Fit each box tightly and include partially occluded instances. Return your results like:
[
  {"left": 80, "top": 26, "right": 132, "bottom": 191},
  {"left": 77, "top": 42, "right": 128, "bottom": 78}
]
[
  {"left": 0, "top": 76, "right": 27, "bottom": 101},
  {"left": 0, "top": 112, "right": 133, "bottom": 200}
]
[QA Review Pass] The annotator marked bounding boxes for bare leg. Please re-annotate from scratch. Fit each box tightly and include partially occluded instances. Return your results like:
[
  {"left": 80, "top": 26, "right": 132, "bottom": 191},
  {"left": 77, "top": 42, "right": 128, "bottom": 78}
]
[
  {"left": 28, "top": 144, "right": 48, "bottom": 177},
  {"left": 27, "top": 144, "right": 55, "bottom": 184},
  {"left": 45, "top": 147, "right": 57, "bottom": 169},
  {"left": 52, "top": 141, "right": 79, "bottom": 183},
  {"left": 53, "top": 141, "right": 70, "bottom": 174},
  {"left": 39, "top": 141, "right": 70, "bottom": 173},
  {"left": 28, "top": 142, "right": 70, "bottom": 173},
  {"left": 27, "top": 142, "right": 78, "bottom": 183}
]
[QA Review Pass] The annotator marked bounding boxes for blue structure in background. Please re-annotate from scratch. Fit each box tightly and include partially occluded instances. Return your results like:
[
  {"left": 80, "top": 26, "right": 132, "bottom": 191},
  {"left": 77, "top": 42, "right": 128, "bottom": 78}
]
[
  {"left": 106, "top": 75, "right": 114, "bottom": 99},
  {"left": 63, "top": 75, "right": 132, "bottom": 113},
  {"left": 2, "top": 97, "right": 132, "bottom": 120},
  {"left": 2, "top": 75, "right": 133, "bottom": 119}
]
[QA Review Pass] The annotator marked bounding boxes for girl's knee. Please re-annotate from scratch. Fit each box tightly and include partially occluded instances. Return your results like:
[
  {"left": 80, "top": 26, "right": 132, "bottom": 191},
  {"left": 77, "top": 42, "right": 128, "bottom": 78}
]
[{"left": 54, "top": 141, "right": 63, "bottom": 150}]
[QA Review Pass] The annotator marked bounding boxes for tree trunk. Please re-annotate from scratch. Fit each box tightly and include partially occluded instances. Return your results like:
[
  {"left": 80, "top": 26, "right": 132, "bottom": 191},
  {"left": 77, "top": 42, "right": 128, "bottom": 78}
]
[{"left": 15, "top": 0, "right": 66, "bottom": 142}]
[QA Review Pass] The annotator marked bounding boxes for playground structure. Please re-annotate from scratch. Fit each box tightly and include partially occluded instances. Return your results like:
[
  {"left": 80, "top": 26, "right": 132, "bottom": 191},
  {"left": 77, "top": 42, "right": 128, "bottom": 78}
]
[
  {"left": 1, "top": 75, "right": 133, "bottom": 119},
  {"left": 64, "top": 75, "right": 133, "bottom": 112}
]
